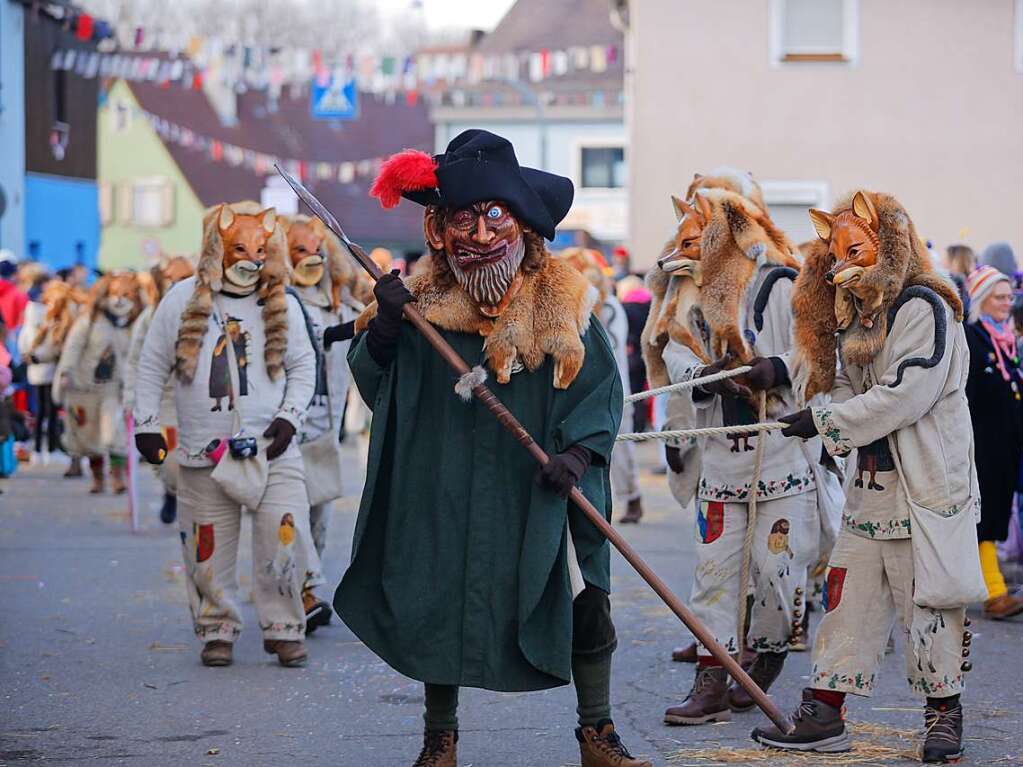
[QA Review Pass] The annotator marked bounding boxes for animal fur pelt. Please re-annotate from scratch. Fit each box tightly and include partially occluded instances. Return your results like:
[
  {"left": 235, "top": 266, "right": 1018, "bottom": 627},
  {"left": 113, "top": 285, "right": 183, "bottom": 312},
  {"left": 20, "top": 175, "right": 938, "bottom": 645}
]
[
  {"left": 87, "top": 272, "right": 145, "bottom": 325},
  {"left": 686, "top": 166, "right": 768, "bottom": 214},
  {"left": 31, "top": 281, "right": 88, "bottom": 352},
  {"left": 695, "top": 188, "right": 799, "bottom": 362},
  {"left": 790, "top": 191, "right": 964, "bottom": 405},
  {"left": 555, "top": 247, "right": 610, "bottom": 307},
  {"left": 280, "top": 213, "right": 358, "bottom": 311},
  {"left": 175, "top": 201, "right": 290, "bottom": 384},
  {"left": 641, "top": 257, "right": 708, "bottom": 389},
  {"left": 355, "top": 242, "right": 598, "bottom": 389}
]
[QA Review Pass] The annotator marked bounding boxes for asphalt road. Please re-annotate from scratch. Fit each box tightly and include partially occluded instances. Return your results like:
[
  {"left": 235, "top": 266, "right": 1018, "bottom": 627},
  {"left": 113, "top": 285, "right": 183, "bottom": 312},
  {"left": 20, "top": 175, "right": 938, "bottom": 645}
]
[{"left": 2, "top": 443, "right": 1021, "bottom": 766}]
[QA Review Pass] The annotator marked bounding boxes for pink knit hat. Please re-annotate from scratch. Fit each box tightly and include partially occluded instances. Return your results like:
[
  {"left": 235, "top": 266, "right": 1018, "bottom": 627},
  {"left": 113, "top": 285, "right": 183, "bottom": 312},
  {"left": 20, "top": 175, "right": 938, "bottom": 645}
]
[{"left": 967, "top": 264, "right": 1009, "bottom": 304}]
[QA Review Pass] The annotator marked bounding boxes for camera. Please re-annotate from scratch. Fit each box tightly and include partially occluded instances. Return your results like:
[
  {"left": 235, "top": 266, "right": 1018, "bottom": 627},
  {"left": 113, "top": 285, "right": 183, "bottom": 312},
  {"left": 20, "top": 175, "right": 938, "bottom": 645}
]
[{"left": 228, "top": 434, "right": 259, "bottom": 459}]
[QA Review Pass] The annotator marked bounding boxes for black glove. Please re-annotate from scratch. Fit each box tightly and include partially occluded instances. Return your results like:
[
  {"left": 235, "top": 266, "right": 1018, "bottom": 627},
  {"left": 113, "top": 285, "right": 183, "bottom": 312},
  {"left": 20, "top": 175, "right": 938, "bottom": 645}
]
[
  {"left": 665, "top": 445, "right": 685, "bottom": 474},
  {"left": 366, "top": 270, "right": 414, "bottom": 367},
  {"left": 136, "top": 432, "right": 168, "bottom": 465},
  {"left": 745, "top": 356, "right": 790, "bottom": 391},
  {"left": 323, "top": 320, "right": 355, "bottom": 350},
  {"left": 263, "top": 418, "right": 296, "bottom": 460},
  {"left": 779, "top": 409, "right": 818, "bottom": 439},
  {"left": 536, "top": 445, "right": 592, "bottom": 498},
  {"left": 694, "top": 354, "right": 752, "bottom": 401}
]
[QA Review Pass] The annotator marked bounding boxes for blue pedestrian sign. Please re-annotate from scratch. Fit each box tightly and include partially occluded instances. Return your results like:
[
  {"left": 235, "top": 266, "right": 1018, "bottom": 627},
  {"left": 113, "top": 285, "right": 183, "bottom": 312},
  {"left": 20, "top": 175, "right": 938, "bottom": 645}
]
[{"left": 310, "top": 76, "right": 359, "bottom": 121}]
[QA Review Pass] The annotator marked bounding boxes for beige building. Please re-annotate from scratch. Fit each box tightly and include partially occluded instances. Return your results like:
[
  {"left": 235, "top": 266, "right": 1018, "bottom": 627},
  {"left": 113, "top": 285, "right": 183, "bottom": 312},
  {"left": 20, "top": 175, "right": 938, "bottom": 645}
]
[{"left": 626, "top": 0, "right": 1023, "bottom": 268}]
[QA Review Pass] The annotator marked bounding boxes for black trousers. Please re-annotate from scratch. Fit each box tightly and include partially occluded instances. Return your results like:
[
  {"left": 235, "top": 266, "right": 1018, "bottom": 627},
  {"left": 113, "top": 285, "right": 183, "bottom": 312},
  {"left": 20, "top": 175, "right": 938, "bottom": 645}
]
[
  {"left": 573, "top": 585, "right": 618, "bottom": 659},
  {"left": 32, "top": 383, "right": 61, "bottom": 453}
]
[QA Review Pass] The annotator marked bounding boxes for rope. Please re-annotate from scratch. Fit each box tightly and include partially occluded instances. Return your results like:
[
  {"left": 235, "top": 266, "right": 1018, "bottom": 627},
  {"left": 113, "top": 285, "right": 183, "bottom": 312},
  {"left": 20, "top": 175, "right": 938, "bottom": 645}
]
[
  {"left": 615, "top": 421, "right": 786, "bottom": 443},
  {"left": 623, "top": 365, "right": 752, "bottom": 404},
  {"left": 735, "top": 391, "right": 768, "bottom": 660}
]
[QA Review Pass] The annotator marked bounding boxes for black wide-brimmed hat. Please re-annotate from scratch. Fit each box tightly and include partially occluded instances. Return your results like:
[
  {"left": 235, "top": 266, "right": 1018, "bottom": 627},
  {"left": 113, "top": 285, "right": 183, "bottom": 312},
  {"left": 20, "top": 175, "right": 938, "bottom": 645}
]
[{"left": 370, "top": 129, "right": 574, "bottom": 241}]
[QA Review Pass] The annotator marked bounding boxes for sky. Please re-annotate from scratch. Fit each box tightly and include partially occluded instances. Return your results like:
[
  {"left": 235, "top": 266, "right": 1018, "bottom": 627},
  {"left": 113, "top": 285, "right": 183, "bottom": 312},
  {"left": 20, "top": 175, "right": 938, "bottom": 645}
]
[{"left": 373, "top": 0, "right": 517, "bottom": 31}]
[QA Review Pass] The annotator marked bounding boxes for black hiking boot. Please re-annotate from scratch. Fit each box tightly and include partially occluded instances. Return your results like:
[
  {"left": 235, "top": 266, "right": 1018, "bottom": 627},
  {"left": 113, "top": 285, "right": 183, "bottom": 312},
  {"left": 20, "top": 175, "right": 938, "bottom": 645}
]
[
  {"left": 922, "top": 700, "right": 963, "bottom": 763},
  {"left": 751, "top": 688, "right": 850, "bottom": 753}
]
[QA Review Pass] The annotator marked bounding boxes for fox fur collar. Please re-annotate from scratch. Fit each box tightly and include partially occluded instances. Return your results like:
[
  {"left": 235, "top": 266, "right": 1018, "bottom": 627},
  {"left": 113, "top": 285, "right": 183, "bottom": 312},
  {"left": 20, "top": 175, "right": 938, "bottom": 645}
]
[
  {"left": 790, "top": 191, "right": 963, "bottom": 405},
  {"left": 355, "top": 253, "right": 598, "bottom": 389}
]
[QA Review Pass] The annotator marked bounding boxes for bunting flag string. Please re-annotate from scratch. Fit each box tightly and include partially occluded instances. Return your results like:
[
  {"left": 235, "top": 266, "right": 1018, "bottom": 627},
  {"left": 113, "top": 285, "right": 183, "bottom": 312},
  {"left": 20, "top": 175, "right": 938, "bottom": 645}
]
[{"left": 133, "top": 107, "right": 388, "bottom": 186}]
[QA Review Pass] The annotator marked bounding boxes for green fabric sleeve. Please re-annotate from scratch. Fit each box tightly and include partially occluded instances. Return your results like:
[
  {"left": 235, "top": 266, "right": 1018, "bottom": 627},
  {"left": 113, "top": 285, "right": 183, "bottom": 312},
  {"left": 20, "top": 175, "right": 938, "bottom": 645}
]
[{"left": 347, "top": 331, "right": 389, "bottom": 410}]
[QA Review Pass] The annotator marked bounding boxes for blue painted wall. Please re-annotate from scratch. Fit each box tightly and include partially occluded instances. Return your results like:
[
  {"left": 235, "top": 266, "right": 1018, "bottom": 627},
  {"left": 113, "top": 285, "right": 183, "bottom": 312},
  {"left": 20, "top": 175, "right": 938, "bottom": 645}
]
[
  {"left": 0, "top": 2, "right": 26, "bottom": 256},
  {"left": 24, "top": 173, "right": 99, "bottom": 271}
]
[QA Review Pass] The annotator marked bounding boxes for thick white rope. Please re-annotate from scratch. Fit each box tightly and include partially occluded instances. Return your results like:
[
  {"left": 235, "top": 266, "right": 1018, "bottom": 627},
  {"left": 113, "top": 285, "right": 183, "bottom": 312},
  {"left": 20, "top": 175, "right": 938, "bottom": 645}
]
[
  {"left": 615, "top": 421, "right": 786, "bottom": 443},
  {"left": 736, "top": 391, "right": 768, "bottom": 657},
  {"left": 623, "top": 365, "right": 752, "bottom": 404}
]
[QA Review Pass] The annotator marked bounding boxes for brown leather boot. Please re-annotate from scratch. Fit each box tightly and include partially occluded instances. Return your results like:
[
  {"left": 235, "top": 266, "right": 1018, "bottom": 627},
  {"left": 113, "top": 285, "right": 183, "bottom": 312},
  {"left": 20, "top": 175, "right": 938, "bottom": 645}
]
[
  {"left": 671, "top": 641, "right": 697, "bottom": 663},
  {"left": 88, "top": 456, "right": 105, "bottom": 494},
  {"left": 109, "top": 463, "right": 126, "bottom": 494},
  {"left": 727, "top": 650, "right": 787, "bottom": 711},
  {"left": 64, "top": 458, "right": 83, "bottom": 478},
  {"left": 983, "top": 592, "right": 1023, "bottom": 620},
  {"left": 412, "top": 729, "right": 457, "bottom": 767},
  {"left": 577, "top": 720, "right": 652, "bottom": 767},
  {"left": 200, "top": 640, "right": 233, "bottom": 667},
  {"left": 663, "top": 666, "right": 731, "bottom": 725},
  {"left": 619, "top": 498, "right": 644, "bottom": 524},
  {"left": 263, "top": 639, "right": 308, "bottom": 667}
]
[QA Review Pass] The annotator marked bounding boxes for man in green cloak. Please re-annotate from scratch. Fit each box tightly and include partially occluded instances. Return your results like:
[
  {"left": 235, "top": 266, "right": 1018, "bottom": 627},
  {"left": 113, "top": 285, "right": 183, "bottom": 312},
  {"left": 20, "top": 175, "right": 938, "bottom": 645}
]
[{"left": 333, "top": 130, "right": 650, "bottom": 767}]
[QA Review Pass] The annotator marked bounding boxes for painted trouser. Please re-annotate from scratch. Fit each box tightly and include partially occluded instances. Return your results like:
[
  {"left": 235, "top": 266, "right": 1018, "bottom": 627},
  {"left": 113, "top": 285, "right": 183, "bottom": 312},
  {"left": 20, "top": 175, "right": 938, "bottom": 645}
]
[
  {"left": 63, "top": 390, "right": 126, "bottom": 458},
  {"left": 810, "top": 530, "right": 966, "bottom": 698},
  {"left": 298, "top": 502, "right": 332, "bottom": 593},
  {"left": 176, "top": 457, "right": 312, "bottom": 642},
  {"left": 692, "top": 492, "right": 819, "bottom": 655}
]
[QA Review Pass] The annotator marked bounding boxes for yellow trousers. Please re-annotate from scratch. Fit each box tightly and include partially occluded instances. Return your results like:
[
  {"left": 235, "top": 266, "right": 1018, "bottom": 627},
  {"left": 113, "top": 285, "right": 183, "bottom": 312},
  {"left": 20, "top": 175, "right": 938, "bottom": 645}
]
[{"left": 979, "top": 540, "right": 1007, "bottom": 600}]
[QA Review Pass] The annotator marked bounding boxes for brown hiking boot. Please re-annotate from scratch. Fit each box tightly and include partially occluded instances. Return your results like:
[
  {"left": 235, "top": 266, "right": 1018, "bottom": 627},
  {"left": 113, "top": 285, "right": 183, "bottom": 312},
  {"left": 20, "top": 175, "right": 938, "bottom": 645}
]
[
  {"left": 64, "top": 458, "right": 83, "bottom": 478},
  {"left": 263, "top": 639, "right": 308, "bottom": 667},
  {"left": 672, "top": 641, "right": 697, "bottom": 663},
  {"left": 751, "top": 688, "right": 850, "bottom": 752},
  {"left": 110, "top": 464, "right": 126, "bottom": 494},
  {"left": 664, "top": 666, "right": 731, "bottom": 725},
  {"left": 412, "top": 729, "right": 457, "bottom": 767},
  {"left": 88, "top": 456, "right": 105, "bottom": 494},
  {"left": 728, "top": 651, "right": 787, "bottom": 712},
  {"left": 200, "top": 640, "right": 233, "bottom": 667},
  {"left": 983, "top": 592, "right": 1023, "bottom": 620},
  {"left": 577, "top": 720, "right": 652, "bottom": 767},
  {"left": 619, "top": 498, "right": 644, "bottom": 524}
]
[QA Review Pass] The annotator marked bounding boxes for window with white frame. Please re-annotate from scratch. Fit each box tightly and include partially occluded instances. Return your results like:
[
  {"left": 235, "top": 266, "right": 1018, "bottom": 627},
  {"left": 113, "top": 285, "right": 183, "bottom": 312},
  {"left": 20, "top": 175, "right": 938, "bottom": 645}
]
[
  {"left": 769, "top": 0, "right": 859, "bottom": 65},
  {"left": 759, "top": 180, "right": 830, "bottom": 248},
  {"left": 125, "top": 178, "right": 175, "bottom": 228},
  {"left": 579, "top": 145, "right": 626, "bottom": 189}
]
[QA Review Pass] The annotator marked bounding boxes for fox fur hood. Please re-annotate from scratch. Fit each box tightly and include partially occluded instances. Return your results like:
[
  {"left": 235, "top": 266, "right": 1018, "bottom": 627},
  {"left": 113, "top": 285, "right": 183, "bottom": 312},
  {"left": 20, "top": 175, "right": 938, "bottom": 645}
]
[
  {"left": 280, "top": 214, "right": 358, "bottom": 311},
  {"left": 175, "top": 201, "right": 290, "bottom": 384},
  {"left": 355, "top": 241, "right": 598, "bottom": 389},
  {"left": 790, "top": 191, "right": 963, "bottom": 405}
]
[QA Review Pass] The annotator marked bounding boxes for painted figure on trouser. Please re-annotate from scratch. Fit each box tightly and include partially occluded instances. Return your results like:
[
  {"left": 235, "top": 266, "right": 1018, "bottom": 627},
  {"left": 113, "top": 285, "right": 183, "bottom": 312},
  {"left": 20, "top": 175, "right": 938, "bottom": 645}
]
[
  {"left": 751, "top": 190, "right": 976, "bottom": 764},
  {"left": 336, "top": 130, "right": 650, "bottom": 767},
  {"left": 281, "top": 212, "right": 362, "bottom": 633},
  {"left": 132, "top": 202, "right": 316, "bottom": 669},
  {"left": 650, "top": 172, "right": 843, "bottom": 725},
  {"left": 53, "top": 272, "right": 145, "bottom": 494},
  {"left": 123, "top": 256, "right": 195, "bottom": 524}
]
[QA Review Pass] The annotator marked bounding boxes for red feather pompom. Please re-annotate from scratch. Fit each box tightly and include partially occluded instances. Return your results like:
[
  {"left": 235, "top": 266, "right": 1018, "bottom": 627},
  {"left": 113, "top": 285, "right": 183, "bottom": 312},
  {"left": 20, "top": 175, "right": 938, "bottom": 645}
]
[{"left": 370, "top": 149, "right": 438, "bottom": 209}]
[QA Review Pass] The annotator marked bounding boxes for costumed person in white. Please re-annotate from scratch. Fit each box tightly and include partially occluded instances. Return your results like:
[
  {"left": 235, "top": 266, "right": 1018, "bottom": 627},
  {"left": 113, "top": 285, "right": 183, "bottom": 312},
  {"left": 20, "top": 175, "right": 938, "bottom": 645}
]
[
  {"left": 281, "top": 213, "right": 361, "bottom": 632},
  {"left": 53, "top": 272, "right": 145, "bottom": 494},
  {"left": 658, "top": 178, "right": 842, "bottom": 725},
  {"left": 751, "top": 191, "right": 977, "bottom": 764},
  {"left": 133, "top": 203, "right": 316, "bottom": 669}
]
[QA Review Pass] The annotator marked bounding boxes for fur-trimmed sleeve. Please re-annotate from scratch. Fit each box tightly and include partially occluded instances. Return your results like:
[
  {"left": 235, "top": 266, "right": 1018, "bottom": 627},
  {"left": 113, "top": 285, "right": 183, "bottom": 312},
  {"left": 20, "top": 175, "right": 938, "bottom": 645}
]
[
  {"left": 275, "top": 293, "right": 316, "bottom": 431},
  {"left": 811, "top": 297, "right": 953, "bottom": 455}
]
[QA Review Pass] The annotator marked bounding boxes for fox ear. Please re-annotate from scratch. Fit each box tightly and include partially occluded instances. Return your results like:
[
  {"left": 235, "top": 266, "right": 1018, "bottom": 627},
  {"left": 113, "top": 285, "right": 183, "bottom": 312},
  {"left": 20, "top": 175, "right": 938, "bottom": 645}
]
[
  {"left": 808, "top": 208, "right": 834, "bottom": 241},
  {"left": 259, "top": 208, "right": 277, "bottom": 234},
  {"left": 217, "top": 204, "right": 235, "bottom": 231},
  {"left": 693, "top": 191, "right": 713, "bottom": 222},
  {"left": 671, "top": 195, "right": 693, "bottom": 222},
  {"left": 852, "top": 191, "right": 878, "bottom": 230},
  {"left": 310, "top": 217, "right": 326, "bottom": 238}
]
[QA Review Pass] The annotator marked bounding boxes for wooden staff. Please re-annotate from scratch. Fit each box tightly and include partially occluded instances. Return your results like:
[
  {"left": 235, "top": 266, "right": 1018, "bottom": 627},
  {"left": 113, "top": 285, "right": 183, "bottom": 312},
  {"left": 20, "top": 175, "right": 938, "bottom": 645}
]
[{"left": 275, "top": 165, "right": 793, "bottom": 734}]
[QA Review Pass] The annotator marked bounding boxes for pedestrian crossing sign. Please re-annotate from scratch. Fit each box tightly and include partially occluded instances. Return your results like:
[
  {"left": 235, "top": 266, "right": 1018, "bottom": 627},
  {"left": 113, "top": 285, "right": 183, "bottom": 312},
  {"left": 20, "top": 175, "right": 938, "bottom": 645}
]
[{"left": 310, "top": 76, "right": 359, "bottom": 121}]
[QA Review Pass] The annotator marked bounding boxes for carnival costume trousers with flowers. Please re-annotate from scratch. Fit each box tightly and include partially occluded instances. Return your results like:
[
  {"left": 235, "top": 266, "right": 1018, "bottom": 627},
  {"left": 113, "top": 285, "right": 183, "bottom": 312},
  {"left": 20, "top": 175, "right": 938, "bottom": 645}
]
[
  {"left": 692, "top": 491, "right": 818, "bottom": 655},
  {"left": 177, "top": 457, "right": 312, "bottom": 642},
  {"left": 810, "top": 529, "right": 965, "bottom": 698}
]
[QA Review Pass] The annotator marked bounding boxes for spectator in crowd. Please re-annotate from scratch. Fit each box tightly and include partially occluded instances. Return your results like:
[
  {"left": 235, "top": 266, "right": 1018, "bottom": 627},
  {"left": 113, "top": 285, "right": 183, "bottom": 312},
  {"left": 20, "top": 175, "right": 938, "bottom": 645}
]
[
  {"left": 980, "top": 241, "right": 1018, "bottom": 278},
  {"left": 946, "top": 244, "right": 976, "bottom": 313},
  {"left": 618, "top": 275, "right": 651, "bottom": 432},
  {"left": 17, "top": 271, "right": 63, "bottom": 464},
  {"left": 964, "top": 265, "right": 1023, "bottom": 619},
  {"left": 0, "top": 251, "right": 28, "bottom": 335}
]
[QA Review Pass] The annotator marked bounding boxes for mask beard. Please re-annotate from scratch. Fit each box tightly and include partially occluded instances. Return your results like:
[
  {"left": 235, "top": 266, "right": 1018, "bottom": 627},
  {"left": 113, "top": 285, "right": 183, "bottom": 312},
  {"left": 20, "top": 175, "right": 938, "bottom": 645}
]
[
  {"left": 447, "top": 236, "right": 526, "bottom": 307},
  {"left": 224, "top": 261, "right": 263, "bottom": 294},
  {"left": 292, "top": 255, "right": 325, "bottom": 287}
]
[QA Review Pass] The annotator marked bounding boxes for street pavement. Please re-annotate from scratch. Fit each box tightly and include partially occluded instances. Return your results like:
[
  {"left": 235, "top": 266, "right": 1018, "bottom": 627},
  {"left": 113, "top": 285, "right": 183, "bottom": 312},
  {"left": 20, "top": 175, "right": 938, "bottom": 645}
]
[{"left": 2, "top": 443, "right": 1022, "bottom": 766}]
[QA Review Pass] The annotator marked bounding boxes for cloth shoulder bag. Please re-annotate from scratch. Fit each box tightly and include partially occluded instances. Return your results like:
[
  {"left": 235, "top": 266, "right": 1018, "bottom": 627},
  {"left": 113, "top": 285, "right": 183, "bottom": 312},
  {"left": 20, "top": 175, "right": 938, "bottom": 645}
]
[
  {"left": 286, "top": 287, "right": 345, "bottom": 506},
  {"left": 210, "top": 298, "right": 270, "bottom": 509},
  {"left": 889, "top": 435, "right": 987, "bottom": 609}
]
